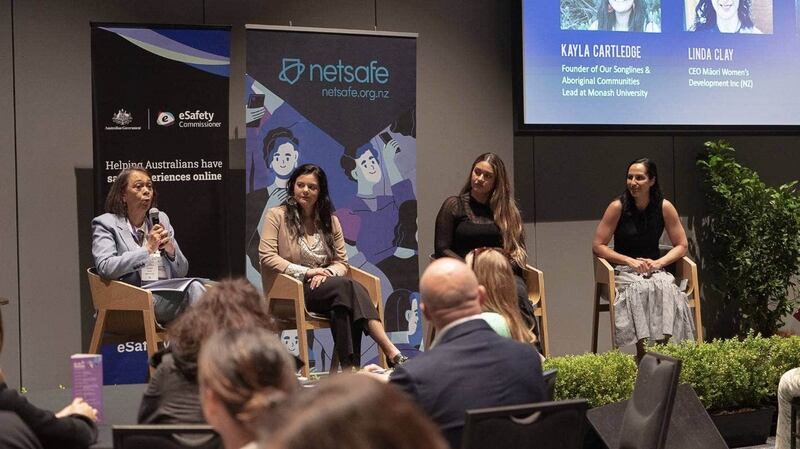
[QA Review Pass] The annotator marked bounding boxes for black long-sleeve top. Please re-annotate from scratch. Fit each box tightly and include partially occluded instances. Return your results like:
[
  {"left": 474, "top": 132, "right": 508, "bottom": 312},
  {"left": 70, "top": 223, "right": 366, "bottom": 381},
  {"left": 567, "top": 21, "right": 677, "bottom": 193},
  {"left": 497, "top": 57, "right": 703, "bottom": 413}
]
[{"left": 0, "top": 382, "right": 97, "bottom": 449}]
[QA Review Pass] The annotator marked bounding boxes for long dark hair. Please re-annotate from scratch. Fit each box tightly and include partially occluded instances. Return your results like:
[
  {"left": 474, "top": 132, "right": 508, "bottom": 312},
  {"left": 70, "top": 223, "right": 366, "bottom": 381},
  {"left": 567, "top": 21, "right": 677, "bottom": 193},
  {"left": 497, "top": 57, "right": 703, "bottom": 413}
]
[
  {"left": 693, "top": 0, "right": 755, "bottom": 31},
  {"left": 620, "top": 157, "right": 663, "bottom": 216},
  {"left": 597, "top": 0, "right": 647, "bottom": 31},
  {"left": 285, "top": 164, "right": 336, "bottom": 261},
  {"left": 105, "top": 167, "right": 157, "bottom": 217},
  {"left": 460, "top": 153, "right": 527, "bottom": 267}
]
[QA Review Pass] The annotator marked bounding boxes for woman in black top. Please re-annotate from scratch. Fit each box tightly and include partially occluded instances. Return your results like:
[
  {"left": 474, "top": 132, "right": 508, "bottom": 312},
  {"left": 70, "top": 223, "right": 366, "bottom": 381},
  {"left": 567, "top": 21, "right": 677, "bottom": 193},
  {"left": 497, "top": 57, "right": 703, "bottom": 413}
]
[
  {"left": 434, "top": 153, "right": 537, "bottom": 334},
  {"left": 592, "top": 158, "right": 695, "bottom": 360},
  {"left": 0, "top": 305, "right": 97, "bottom": 449}
]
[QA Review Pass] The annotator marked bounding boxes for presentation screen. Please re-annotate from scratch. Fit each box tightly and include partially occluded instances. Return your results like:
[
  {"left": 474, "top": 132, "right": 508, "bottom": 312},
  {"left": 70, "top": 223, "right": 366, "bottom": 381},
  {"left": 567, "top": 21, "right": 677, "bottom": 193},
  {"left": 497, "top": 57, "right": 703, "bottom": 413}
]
[{"left": 521, "top": 0, "right": 800, "bottom": 128}]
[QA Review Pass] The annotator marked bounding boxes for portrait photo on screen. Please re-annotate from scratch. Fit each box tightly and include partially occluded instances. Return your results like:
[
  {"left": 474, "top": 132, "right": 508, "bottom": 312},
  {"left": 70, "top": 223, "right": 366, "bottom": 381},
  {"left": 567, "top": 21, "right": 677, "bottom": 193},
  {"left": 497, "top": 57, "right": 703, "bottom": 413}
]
[
  {"left": 561, "top": 0, "right": 662, "bottom": 32},
  {"left": 685, "top": 0, "right": 773, "bottom": 34},
  {"left": 796, "top": 0, "right": 800, "bottom": 36}
]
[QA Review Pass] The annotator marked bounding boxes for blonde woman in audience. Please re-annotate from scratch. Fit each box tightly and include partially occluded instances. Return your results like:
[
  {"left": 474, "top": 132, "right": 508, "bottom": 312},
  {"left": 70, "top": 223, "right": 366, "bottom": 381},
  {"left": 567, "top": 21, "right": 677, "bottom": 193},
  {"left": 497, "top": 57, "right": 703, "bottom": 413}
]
[
  {"left": 466, "top": 247, "right": 538, "bottom": 348},
  {"left": 199, "top": 328, "right": 298, "bottom": 449},
  {"left": 261, "top": 374, "right": 448, "bottom": 449}
]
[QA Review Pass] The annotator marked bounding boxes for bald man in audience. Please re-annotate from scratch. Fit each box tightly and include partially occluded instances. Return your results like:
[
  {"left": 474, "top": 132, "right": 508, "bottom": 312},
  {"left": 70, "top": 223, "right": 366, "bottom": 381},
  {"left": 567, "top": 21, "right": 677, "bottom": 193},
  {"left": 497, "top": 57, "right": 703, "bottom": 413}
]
[{"left": 364, "top": 258, "right": 545, "bottom": 449}]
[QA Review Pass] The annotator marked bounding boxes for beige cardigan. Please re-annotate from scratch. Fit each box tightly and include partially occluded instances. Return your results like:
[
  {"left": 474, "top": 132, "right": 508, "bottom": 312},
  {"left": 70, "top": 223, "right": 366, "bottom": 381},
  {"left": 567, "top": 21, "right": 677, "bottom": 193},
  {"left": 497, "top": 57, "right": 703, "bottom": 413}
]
[{"left": 258, "top": 206, "right": 349, "bottom": 291}]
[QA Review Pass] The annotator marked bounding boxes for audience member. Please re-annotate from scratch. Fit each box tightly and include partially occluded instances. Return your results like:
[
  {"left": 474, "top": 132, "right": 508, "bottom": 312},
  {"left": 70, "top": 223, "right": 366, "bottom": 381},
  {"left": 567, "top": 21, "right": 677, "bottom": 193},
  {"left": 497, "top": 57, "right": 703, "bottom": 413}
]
[
  {"left": 0, "top": 410, "right": 43, "bottom": 449},
  {"left": 0, "top": 305, "right": 97, "bottom": 449},
  {"left": 365, "top": 258, "right": 545, "bottom": 449},
  {"left": 138, "top": 278, "right": 275, "bottom": 424},
  {"left": 260, "top": 374, "right": 448, "bottom": 449},
  {"left": 199, "top": 328, "right": 298, "bottom": 449},
  {"left": 776, "top": 367, "right": 800, "bottom": 449},
  {"left": 466, "top": 247, "right": 537, "bottom": 347}
]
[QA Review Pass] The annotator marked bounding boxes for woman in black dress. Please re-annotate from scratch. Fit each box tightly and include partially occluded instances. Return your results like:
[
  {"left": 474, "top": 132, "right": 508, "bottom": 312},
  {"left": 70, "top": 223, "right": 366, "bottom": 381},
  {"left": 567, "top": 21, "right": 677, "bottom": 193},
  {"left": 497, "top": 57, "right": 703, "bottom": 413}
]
[{"left": 434, "top": 153, "right": 536, "bottom": 333}]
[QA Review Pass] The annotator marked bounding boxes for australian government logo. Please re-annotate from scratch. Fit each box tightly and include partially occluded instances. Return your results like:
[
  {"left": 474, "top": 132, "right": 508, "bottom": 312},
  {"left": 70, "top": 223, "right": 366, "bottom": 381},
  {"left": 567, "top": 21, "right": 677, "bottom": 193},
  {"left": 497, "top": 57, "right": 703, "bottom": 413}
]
[
  {"left": 278, "top": 57, "right": 391, "bottom": 101},
  {"left": 105, "top": 109, "right": 142, "bottom": 131}
]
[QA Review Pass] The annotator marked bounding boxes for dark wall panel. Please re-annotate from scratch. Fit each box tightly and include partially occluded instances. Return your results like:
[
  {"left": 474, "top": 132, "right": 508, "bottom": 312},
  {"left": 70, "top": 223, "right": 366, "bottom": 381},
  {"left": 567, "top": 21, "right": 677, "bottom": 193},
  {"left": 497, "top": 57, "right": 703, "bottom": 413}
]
[
  {"left": 378, "top": 0, "right": 515, "bottom": 269},
  {"left": 0, "top": 0, "right": 20, "bottom": 388}
]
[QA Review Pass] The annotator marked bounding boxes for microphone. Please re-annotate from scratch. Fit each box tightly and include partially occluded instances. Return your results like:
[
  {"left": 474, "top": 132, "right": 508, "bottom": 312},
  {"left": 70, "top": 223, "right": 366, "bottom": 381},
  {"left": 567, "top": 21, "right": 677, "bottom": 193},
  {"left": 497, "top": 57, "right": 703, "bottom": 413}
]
[{"left": 149, "top": 208, "right": 160, "bottom": 226}]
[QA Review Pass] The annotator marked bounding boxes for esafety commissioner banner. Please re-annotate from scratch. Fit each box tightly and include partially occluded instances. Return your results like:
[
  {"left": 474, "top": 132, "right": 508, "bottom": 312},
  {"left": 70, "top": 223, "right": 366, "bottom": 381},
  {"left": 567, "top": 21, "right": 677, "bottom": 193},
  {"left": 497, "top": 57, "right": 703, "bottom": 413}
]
[
  {"left": 92, "top": 24, "right": 230, "bottom": 282},
  {"left": 245, "top": 26, "right": 418, "bottom": 370}
]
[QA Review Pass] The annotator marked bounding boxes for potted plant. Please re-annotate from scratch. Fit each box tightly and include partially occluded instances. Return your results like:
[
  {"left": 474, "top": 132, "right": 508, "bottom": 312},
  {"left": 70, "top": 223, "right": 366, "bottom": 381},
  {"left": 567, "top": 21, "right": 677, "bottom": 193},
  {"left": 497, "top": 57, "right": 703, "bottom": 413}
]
[
  {"left": 651, "top": 335, "right": 800, "bottom": 447},
  {"left": 545, "top": 336, "right": 800, "bottom": 448},
  {"left": 543, "top": 351, "right": 637, "bottom": 407},
  {"left": 696, "top": 140, "right": 800, "bottom": 337},
  {"left": 544, "top": 351, "right": 637, "bottom": 449}
]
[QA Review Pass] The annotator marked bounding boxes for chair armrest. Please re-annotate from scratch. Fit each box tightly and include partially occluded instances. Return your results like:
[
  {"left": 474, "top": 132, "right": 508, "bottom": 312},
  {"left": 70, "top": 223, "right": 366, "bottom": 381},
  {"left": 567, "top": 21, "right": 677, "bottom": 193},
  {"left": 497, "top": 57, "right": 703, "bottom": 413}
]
[
  {"left": 269, "top": 273, "right": 304, "bottom": 299},
  {"left": 524, "top": 264, "right": 544, "bottom": 307},
  {"left": 87, "top": 268, "right": 153, "bottom": 310},
  {"left": 675, "top": 256, "right": 698, "bottom": 297},
  {"left": 348, "top": 266, "right": 382, "bottom": 308},
  {"left": 594, "top": 256, "right": 614, "bottom": 284}
]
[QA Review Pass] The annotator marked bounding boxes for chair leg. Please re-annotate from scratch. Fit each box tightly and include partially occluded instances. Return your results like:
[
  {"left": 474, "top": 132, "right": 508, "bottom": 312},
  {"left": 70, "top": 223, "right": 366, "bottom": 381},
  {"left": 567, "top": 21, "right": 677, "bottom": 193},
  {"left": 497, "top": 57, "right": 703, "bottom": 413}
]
[
  {"left": 143, "top": 310, "right": 159, "bottom": 378},
  {"left": 423, "top": 319, "right": 436, "bottom": 351},
  {"left": 294, "top": 307, "right": 311, "bottom": 378},
  {"left": 608, "top": 297, "right": 618, "bottom": 351},
  {"left": 537, "top": 314, "right": 548, "bottom": 357},
  {"left": 89, "top": 309, "right": 107, "bottom": 354},
  {"left": 330, "top": 351, "right": 340, "bottom": 374},
  {"left": 591, "top": 287, "right": 600, "bottom": 353}
]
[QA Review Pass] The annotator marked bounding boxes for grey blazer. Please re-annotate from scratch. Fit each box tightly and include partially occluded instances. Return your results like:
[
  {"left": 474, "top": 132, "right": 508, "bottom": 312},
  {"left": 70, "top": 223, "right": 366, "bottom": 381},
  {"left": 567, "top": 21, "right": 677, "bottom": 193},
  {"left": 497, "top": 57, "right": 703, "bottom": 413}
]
[{"left": 91, "top": 212, "right": 188, "bottom": 286}]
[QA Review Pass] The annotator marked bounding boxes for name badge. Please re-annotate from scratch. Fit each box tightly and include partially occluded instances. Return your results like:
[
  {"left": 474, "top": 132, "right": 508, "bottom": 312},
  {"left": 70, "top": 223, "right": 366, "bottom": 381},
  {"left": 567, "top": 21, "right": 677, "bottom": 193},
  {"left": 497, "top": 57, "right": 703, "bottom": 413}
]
[{"left": 141, "top": 253, "right": 162, "bottom": 282}]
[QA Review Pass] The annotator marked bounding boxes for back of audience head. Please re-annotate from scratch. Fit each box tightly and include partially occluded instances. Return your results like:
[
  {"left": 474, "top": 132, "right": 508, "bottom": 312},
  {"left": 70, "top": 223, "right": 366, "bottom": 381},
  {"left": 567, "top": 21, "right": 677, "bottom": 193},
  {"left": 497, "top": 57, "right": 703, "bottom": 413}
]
[
  {"left": 199, "top": 328, "right": 297, "bottom": 446},
  {"left": 167, "top": 278, "right": 275, "bottom": 380},
  {"left": 260, "top": 374, "right": 448, "bottom": 449},
  {"left": 420, "top": 258, "right": 485, "bottom": 328},
  {"left": 467, "top": 247, "right": 537, "bottom": 346}
]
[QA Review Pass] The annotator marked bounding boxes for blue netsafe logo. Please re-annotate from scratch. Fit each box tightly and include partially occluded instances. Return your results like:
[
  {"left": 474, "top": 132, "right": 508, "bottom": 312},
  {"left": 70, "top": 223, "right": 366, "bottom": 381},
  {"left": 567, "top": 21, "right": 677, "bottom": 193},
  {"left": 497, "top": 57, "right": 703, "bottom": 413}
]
[
  {"left": 278, "top": 57, "right": 390, "bottom": 85},
  {"left": 279, "top": 58, "right": 306, "bottom": 85}
]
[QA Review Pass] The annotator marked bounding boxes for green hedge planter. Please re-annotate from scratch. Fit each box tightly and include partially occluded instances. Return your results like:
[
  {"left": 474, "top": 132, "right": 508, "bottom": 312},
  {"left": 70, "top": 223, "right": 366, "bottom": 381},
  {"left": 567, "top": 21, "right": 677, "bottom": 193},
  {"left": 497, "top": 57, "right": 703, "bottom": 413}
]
[{"left": 545, "top": 335, "right": 800, "bottom": 447}]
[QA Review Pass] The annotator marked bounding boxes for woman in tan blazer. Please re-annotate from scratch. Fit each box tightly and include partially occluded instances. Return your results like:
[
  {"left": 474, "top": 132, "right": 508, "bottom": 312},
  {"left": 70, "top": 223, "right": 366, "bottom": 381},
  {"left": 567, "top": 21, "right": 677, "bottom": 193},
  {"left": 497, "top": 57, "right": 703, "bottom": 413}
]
[{"left": 259, "top": 164, "right": 407, "bottom": 369}]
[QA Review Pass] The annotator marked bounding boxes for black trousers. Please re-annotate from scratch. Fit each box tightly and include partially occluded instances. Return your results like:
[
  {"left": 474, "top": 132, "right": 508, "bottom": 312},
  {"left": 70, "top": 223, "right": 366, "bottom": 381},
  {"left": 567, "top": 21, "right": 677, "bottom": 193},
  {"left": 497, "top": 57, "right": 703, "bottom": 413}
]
[{"left": 304, "top": 276, "right": 379, "bottom": 368}]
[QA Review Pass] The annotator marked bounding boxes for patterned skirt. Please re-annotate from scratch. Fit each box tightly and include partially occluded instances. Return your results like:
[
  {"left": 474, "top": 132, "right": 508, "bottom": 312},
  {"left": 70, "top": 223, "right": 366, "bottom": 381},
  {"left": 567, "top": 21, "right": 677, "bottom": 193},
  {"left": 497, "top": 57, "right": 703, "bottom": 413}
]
[{"left": 612, "top": 266, "right": 695, "bottom": 347}]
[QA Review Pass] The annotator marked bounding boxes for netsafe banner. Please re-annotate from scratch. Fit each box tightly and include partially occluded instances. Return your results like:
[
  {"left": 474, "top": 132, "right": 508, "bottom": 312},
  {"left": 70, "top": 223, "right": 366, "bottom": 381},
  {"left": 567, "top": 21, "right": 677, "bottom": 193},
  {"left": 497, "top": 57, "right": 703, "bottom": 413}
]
[
  {"left": 245, "top": 26, "right": 418, "bottom": 370},
  {"left": 92, "top": 24, "right": 230, "bottom": 285}
]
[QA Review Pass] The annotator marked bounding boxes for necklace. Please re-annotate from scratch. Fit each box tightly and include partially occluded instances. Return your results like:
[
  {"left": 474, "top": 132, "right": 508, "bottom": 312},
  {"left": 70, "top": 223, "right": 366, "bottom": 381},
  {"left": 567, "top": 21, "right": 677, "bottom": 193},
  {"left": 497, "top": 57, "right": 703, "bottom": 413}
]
[{"left": 302, "top": 232, "right": 322, "bottom": 251}]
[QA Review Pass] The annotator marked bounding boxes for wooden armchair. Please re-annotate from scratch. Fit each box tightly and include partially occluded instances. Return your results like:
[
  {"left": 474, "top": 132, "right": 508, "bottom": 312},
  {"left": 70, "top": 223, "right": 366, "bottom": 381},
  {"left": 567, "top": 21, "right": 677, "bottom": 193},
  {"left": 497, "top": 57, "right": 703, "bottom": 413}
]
[
  {"left": 591, "top": 256, "right": 704, "bottom": 353},
  {"left": 86, "top": 268, "right": 164, "bottom": 375},
  {"left": 262, "top": 266, "right": 387, "bottom": 378},
  {"left": 524, "top": 264, "right": 550, "bottom": 357}
]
